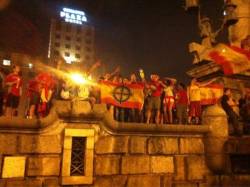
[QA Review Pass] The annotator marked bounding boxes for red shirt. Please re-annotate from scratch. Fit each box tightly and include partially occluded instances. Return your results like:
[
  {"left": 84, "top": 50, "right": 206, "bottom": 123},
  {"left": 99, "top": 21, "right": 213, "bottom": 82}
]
[
  {"left": 5, "top": 73, "right": 22, "bottom": 96},
  {"left": 150, "top": 81, "right": 163, "bottom": 97},
  {"left": 176, "top": 90, "right": 188, "bottom": 105}
]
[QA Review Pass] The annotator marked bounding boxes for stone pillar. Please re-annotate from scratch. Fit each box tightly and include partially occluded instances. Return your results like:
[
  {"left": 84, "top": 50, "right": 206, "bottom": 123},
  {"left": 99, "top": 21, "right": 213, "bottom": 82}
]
[{"left": 203, "top": 104, "right": 229, "bottom": 174}]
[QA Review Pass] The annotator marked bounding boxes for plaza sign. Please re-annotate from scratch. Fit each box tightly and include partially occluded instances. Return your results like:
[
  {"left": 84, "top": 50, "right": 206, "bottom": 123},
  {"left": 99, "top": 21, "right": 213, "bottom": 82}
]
[{"left": 60, "top": 8, "right": 87, "bottom": 25}]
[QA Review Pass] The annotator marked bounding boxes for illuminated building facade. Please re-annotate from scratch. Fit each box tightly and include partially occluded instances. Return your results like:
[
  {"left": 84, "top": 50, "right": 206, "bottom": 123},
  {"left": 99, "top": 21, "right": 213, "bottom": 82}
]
[{"left": 48, "top": 8, "right": 95, "bottom": 66}]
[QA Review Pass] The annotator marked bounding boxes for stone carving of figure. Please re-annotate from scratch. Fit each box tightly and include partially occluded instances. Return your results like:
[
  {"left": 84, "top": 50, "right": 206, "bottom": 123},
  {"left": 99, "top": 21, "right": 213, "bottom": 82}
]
[
  {"left": 199, "top": 17, "right": 216, "bottom": 48},
  {"left": 188, "top": 10, "right": 225, "bottom": 64}
]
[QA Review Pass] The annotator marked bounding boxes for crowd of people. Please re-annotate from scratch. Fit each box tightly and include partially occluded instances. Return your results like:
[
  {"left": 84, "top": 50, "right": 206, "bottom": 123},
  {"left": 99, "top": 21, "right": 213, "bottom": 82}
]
[
  {"left": 0, "top": 63, "right": 249, "bottom": 136},
  {"left": 0, "top": 65, "right": 54, "bottom": 118}
]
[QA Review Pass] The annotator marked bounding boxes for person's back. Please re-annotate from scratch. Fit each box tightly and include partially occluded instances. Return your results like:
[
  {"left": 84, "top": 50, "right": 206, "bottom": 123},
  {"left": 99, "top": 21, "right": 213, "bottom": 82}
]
[
  {"left": 189, "top": 84, "right": 201, "bottom": 102},
  {"left": 220, "top": 88, "right": 242, "bottom": 136},
  {"left": 221, "top": 94, "right": 232, "bottom": 115}
]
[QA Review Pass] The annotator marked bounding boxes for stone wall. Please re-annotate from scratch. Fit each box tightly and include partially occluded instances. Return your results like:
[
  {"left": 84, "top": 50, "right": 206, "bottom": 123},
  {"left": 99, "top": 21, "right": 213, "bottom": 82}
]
[
  {"left": 0, "top": 103, "right": 249, "bottom": 186},
  {"left": 0, "top": 132, "right": 62, "bottom": 187},
  {"left": 0, "top": 123, "right": 209, "bottom": 187},
  {"left": 94, "top": 135, "right": 208, "bottom": 187}
]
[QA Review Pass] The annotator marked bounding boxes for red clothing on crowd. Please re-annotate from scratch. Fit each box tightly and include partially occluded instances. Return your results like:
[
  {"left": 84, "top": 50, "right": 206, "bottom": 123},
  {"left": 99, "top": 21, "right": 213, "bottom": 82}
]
[
  {"left": 27, "top": 80, "right": 40, "bottom": 97},
  {"left": 176, "top": 90, "right": 188, "bottom": 105},
  {"left": 150, "top": 81, "right": 163, "bottom": 97},
  {"left": 5, "top": 73, "right": 22, "bottom": 96}
]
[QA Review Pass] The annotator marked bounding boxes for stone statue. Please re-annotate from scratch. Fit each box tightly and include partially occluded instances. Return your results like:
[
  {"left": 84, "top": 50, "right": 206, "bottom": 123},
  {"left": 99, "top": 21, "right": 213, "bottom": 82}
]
[{"left": 188, "top": 8, "right": 224, "bottom": 64}]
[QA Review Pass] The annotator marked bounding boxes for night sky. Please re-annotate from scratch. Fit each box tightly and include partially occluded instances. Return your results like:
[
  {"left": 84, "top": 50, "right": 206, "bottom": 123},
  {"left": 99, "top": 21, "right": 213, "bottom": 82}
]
[{"left": 0, "top": 0, "right": 226, "bottom": 83}]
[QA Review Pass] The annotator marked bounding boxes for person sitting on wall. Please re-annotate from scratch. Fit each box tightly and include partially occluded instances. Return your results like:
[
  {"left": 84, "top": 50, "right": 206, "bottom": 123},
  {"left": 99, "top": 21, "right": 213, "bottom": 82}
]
[{"left": 221, "top": 88, "right": 243, "bottom": 136}]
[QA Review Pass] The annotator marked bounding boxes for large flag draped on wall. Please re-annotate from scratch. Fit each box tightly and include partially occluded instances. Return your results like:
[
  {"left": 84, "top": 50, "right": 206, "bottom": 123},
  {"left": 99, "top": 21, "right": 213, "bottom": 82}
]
[
  {"left": 209, "top": 44, "right": 250, "bottom": 75},
  {"left": 200, "top": 84, "right": 224, "bottom": 105},
  {"left": 100, "top": 81, "right": 144, "bottom": 109}
]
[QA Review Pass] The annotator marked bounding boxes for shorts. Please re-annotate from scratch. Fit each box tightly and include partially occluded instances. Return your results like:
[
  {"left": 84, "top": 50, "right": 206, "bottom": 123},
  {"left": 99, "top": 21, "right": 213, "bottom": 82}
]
[
  {"left": 147, "top": 96, "right": 161, "bottom": 110},
  {"left": 163, "top": 96, "right": 175, "bottom": 110},
  {"left": 6, "top": 93, "right": 20, "bottom": 109},
  {"left": 189, "top": 101, "right": 201, "bottom": 117},
  {"left": 30, "top": 92, "right": 40, "bottom": 105}
]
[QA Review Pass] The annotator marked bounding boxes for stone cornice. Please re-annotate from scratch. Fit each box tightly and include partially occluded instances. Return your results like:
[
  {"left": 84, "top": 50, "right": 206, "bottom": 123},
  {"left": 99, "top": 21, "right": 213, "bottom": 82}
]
[{"left": 0, "top": 100, "right": 210, "bottom": 136}]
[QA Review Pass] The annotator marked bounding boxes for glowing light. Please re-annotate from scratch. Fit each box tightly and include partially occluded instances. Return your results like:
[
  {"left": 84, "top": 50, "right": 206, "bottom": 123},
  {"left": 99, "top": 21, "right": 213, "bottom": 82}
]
[
  {"left": 70, "top": 73, "right": 87, "bottom": 85},
  {"left": 28, "top": 63, "right": 33, "bottom": 68},
  {"left": 64, "top": 56, "right": 75, "bottom": 64},
  {"left": 3, "top": 59, "right": 11, "bottom": 66},
  {"left": 223, "top": 10, "right": 227, "bottom": 16},
  {"left": 222, "top": 49, "right": 226, "bottom": 53},
  {"left": 60, "top": 7, "right": 87, "bottom": 25}
]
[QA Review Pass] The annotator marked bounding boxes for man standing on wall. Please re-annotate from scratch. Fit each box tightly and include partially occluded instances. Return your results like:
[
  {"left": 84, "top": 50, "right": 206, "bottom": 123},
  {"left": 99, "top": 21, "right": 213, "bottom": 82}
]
[
  {"left": 5, "top": 65, "right": 22, "bottom": 117},
  {"left": 146, "top": 74, "right": 165, "bottom": 124}
]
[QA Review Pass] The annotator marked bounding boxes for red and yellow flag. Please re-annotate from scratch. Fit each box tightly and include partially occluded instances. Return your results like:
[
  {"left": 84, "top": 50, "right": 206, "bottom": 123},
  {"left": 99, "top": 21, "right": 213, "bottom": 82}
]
[
  {"left": 200, "top": 84, "right": 224, "bottom": 105},
  {"left": 100, "top": 81, "right": 144, "bottom": 109},
  {"left": 209, "top": 44, "right": 250, "bottom": 75}
]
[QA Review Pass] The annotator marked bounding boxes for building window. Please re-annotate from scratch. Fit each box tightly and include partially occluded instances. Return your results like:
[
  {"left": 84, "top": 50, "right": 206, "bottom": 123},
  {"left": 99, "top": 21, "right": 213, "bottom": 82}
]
[
  {"left": 76, "top": 27, "right": 82, "bottom": 34},
  {"left": 66, "top": 24, "right": 72, "bottom": 32},
  {"left": 62, "top": 128, "right": 94, "bottom": 185},
  {"left": 85, "top": 55, "right": 90, "bottom": 60},
  {"left": 54, "top": 50, "right": 60, "bottom": 56},
  {"left": 86, "top": 29, "right": 92, "bottom": 36},
  {"left": 70, "top": 137, "right": 86, "bottom": 176},
  {"left": 55, "top": 34, "right": 61, "bottom": 39},
  {"left": 65, "top": 52, "right": 70, "bottom": 57},
  {"left": 76, "top": 37, "right": 82, "bottom": 42},
  {"left": 85, "top": 47, "right": 92, "bottom": 52},
  {"left": 85, "top": 39, "right": 92, "bottom": 44},
  {"left": 76, "top": 45, "right": 81, "bottom": 50},
  {"left": 65, "top": 44, "right": 71, "bottom": 49},
  {"left": 55, "top": 22, "right": 61, "bottom": 31},
  {"left": 55, "top": 42, "right": 60, "bottom": 47},
  {"left": 75, "top": 54, "right": 81, "bottom": 59},
  {"left": 66, "top": 36, "right": 71, "bottom": 41},
  {"left": 3, "top": 59, "right": 11, "bottom": 66}
]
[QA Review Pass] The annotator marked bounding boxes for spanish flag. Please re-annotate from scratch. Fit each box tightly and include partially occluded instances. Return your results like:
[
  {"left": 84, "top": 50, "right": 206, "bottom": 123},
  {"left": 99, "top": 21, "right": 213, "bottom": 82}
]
[
  {"left": 100, "top": 81, "right": 144, "bottom": 109},
  {"left": 209, "top": 44, "right": 250, "bottom": 75},
  {"left": 200, "top": 84, "right": 224, "bottom": 105}
]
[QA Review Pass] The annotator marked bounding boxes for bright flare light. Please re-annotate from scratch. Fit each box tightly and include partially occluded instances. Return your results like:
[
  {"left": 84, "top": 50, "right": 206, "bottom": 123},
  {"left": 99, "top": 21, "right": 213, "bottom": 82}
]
[{"left": 70, "top": 73, "right": 87, "bottom": 85}]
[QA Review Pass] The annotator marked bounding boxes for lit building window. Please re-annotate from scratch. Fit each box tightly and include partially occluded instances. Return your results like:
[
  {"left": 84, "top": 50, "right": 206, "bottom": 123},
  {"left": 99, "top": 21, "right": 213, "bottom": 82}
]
[
  {"left": 3, "top": 59, "right": 11, "bottom": 66},
  {"left": 28, "top": 63, "right": 33, "bottom": 69}
]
